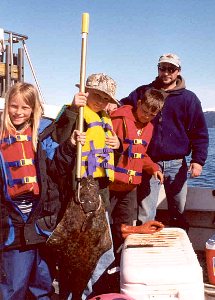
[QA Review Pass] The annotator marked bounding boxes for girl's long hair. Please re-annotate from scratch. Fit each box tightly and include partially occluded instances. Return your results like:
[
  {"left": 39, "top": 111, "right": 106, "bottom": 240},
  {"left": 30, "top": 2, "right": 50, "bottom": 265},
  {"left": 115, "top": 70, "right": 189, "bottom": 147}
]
[{"left": 0, "top": 82, "right": 43, "bottom": 151}]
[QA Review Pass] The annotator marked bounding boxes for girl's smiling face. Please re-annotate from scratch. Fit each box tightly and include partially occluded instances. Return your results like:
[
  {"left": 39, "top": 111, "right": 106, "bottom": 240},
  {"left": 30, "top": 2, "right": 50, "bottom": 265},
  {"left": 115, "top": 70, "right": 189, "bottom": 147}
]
[{"left": 8, "top": 94, "right": 33, "bottom": 126}]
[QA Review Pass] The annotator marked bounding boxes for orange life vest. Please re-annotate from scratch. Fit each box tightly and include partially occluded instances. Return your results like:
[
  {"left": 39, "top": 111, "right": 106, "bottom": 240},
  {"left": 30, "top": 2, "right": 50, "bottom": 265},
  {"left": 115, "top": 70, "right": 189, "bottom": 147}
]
[
  {"left": 110, "top": 106, "right": 158, "bottom": 191},
  {"left": 0, "top": 126, "right": 39, "bottom": 198},
  {"left": 113, "top": 118, "right": 148, "bottom": 186}
]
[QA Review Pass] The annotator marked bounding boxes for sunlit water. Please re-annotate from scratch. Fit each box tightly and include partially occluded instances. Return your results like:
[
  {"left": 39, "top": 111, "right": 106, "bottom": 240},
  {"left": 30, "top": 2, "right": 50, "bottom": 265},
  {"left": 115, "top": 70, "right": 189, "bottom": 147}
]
[{"left": 187, "top": 128, "right": 215, "bottom": 189}]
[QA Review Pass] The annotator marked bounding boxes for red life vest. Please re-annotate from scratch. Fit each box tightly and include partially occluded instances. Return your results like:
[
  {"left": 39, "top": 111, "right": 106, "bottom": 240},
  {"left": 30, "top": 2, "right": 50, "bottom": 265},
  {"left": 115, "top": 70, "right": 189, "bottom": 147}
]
[
  {"left": 0, "top": 126, "right": 39, "bottom": 198},
  {"left": 110, "top": 106, "right": 158, "bottom": 191}
]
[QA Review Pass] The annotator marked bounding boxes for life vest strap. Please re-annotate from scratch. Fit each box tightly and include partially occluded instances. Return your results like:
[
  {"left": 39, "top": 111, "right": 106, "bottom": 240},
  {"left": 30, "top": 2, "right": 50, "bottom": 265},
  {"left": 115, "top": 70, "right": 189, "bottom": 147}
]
[
  {"left": 124, "top": 138, "right": 147, "bottom": 146},
  {"left": 82, "top": 147, "right": 113, "bottom": 156},
  {"left": 115, "top": 166, "right": 142, "bottom": 177},
  {"left": 0, "top": 135, "right": 32, "bottom": 144},
  {"left": 15, "top": 135, "right": 31, "bottom": 142},
  {"left": 10, "top": 176, "right": 37, "bottom": 185},
  {"left": 88, "top": 121, "right": 112, "bottom": 131},
  {"left": 98, "top": 161, "right": 115, "bottom": 170},
  {"left": 6, "top": 159, "right": 35, "bottom": 168},
  {"left": 82, "top": 160, "right": 114, "bottom": 170}
]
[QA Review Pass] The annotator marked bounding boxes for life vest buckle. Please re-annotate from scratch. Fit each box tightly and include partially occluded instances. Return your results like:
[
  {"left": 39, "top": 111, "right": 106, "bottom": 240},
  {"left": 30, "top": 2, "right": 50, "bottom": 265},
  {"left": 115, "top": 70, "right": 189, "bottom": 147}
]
[
  {"left": 133, "top": 153, "right": 142, "bottom": 158},
  {"left": 16, "top": 135, "right": 28, "bottom": 142},
  {"left": 127, "top": 170, "right": 136, "bottom": 176},
  {"left": 101, "top": 162, "right": 108, "bottom": 169},
  {"left": 128, "top": 176, "right": 133, "bottom": 184},
  {"left": 20, "top": 159, "right": 33, "bottom": 166},
  {"left": 133, "top": 139, "right": 142, "bottom": 145},
  {"left": 23, "top": 176, "right": 37, "bottom": 184},
  {"left": 103, "top": 148, "right": 110, "bottom": 153}
]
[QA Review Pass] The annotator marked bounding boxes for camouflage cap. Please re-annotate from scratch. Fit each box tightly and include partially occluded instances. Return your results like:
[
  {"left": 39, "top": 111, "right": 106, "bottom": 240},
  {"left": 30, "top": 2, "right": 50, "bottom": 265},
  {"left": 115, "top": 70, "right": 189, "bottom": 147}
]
[{"left": 76, "top": 73, "right": 119, "bottom": 105}]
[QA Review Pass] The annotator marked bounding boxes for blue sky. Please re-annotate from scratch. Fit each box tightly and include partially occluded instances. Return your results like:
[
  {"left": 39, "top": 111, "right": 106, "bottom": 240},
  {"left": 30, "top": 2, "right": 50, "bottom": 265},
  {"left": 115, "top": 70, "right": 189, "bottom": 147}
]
[{"left": 1, "top": 0, "right": 215, "bottom": 110}]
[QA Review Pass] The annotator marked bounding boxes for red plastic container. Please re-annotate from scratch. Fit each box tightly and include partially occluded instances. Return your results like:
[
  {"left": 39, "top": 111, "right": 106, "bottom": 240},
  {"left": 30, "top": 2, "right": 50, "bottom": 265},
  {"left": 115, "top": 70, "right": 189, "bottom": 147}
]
[{"left": 205, "top": 235, "right": 215, "bottom": 285}]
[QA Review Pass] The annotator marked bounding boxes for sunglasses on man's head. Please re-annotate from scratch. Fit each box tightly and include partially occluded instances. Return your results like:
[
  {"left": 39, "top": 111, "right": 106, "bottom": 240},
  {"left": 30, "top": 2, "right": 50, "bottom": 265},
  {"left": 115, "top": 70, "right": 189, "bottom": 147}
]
[{"left": 158, "top": 66, "right": 179, "bottom": 74}]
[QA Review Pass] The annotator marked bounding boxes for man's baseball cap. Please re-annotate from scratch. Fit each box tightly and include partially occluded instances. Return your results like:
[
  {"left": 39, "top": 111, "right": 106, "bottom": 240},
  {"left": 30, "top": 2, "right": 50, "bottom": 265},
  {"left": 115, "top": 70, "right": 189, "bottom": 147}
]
[{"left": 158, "top": 53, "right": 181, "bottom": 68}]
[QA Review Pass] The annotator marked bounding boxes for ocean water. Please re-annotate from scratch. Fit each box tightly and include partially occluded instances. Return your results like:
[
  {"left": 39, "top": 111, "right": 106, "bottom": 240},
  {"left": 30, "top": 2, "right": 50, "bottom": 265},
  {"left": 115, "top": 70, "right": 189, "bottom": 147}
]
[{"left": 187, "top": 128, "right": 215, "bottom": 189}]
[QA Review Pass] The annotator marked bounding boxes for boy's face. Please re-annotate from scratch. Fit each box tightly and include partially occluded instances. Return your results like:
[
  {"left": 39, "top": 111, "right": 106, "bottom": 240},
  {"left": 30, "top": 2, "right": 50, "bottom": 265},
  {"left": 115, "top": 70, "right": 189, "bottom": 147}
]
[
  {"left": 136, "top": 100, "right": 159, "bottom": 123},
  {"left": 87, "top": 92, "right": 110, "bottom": 113}
]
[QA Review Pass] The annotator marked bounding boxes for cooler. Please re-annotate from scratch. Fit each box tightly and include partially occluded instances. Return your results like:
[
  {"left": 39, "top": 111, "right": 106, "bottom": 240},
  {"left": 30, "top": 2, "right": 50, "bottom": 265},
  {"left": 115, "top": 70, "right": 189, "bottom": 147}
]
[{"left": 120, "top": 228, "right": 204, "bottom": 300}]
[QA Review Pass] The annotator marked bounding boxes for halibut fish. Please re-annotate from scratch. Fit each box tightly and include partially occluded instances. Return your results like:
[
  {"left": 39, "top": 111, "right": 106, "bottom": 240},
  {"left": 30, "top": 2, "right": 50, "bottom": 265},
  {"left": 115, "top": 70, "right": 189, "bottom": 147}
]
[{"left": 47, "top": 176, "right": 112, "bottom": 299}]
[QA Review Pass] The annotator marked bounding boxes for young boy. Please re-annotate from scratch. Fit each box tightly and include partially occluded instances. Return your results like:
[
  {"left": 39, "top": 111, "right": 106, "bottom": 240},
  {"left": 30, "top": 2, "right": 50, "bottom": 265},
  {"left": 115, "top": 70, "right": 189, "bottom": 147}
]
[
  {"left": 64, "top": 73, "right": 120, "bottom": 299},
  {"left": 74, "top": 73, "right": 120, "bottom": 194},
  {"left": 109, "top": 88, "right": 165, "bottom": 262}
]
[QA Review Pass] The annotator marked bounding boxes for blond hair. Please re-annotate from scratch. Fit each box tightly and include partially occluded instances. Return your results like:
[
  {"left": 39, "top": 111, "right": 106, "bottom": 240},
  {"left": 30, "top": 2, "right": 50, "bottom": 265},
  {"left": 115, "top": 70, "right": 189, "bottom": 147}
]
[{"left": 1, "top": 82, "right": 43, "bottom": 151}]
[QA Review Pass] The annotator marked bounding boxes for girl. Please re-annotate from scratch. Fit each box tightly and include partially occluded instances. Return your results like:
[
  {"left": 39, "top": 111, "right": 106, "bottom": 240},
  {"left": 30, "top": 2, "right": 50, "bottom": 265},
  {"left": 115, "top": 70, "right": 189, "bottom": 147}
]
[{"left": 0, "top": 82, "right": 85, "bottom": 299}]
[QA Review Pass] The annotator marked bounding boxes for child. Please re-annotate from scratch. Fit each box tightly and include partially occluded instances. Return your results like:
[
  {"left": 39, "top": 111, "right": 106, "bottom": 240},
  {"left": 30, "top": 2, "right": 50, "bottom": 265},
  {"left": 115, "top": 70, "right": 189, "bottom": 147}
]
[
  {"left": 73, "top": 73, "right": 120, "bottom": 206},
  {"left": 65, "top": 73, "right": 120, "bottom": 299},
  {"left": 109, "top": 88, "right": 165, "bottom": 262},
  {"left": 0, "top": 82, "right": 85, "bottom": 299}
]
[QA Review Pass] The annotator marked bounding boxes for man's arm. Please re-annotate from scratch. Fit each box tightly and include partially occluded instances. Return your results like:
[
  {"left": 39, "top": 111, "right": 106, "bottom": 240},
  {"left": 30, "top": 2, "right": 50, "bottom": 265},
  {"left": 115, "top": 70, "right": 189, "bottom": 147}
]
[
  {"left": 186, "top": 94, "right": 209, "bottom": 175},
  {"left": 120, "top": 85, "right": 148, "bottom": 108}
]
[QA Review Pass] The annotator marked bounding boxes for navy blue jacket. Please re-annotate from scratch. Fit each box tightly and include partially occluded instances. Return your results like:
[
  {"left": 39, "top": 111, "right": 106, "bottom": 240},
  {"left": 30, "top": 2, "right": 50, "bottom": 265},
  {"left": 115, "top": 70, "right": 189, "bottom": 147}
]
[
  {"left": 120, "top": 76, "right": 209, "bottom": 165},
  {"left": 0, "top": 107, "right": 78, "bottom": 250}
]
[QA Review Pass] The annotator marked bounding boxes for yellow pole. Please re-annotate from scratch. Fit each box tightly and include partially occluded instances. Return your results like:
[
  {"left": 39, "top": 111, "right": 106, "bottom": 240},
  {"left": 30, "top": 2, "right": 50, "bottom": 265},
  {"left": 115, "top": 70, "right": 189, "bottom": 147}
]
[{"left": 76, "top": 13, "right": 89, "bottom": 180}]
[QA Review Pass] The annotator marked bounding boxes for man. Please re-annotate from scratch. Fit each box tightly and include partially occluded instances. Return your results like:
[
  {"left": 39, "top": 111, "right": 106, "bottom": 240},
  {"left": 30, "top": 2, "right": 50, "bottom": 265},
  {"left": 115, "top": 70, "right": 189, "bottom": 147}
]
[{"left": 120, "top": 53, "right": 209, "bottom": 231}]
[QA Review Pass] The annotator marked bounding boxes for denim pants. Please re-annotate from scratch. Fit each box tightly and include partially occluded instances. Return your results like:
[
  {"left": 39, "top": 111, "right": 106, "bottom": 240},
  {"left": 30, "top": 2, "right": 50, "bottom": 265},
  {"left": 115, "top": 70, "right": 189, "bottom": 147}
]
[
  {"left": 0, "top": 247, "right": 53, "bottom": 300},
  {"left": 137, "top": 158, "right": 188, "bottom": 230}
]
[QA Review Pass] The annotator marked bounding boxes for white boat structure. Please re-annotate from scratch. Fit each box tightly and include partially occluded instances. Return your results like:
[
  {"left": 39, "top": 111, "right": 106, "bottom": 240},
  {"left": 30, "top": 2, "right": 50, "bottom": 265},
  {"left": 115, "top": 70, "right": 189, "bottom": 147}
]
[
  {"left": 0, "top": 28, "right": 215, "bottom": 299},
  {"left": 157, "top": 186, "right": 215, "bottom": 252}
]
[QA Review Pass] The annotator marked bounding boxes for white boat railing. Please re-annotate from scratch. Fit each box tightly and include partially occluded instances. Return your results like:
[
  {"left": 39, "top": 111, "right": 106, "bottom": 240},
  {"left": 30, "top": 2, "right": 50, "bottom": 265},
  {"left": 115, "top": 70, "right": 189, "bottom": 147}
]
[{"left": 157, "top": 185, "right": 215, "bottom": 211}]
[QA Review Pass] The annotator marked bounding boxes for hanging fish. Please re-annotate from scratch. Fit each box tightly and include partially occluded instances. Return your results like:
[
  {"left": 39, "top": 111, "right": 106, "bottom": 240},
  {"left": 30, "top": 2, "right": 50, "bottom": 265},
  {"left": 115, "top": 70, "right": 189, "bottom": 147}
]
[{"left": 46, "top": 175, "right": 112, "bottom": 299}]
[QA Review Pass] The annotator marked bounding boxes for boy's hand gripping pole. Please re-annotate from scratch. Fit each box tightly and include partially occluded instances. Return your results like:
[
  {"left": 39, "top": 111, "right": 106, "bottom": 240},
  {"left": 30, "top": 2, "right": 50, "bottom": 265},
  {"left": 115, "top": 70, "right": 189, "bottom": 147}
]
[{"left": 76, "top": 13, "right": 89, "bottom": 181}]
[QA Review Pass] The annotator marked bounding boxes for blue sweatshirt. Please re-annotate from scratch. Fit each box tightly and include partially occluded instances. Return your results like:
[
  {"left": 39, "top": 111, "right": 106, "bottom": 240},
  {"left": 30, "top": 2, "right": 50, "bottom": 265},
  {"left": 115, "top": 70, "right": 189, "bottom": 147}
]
[{"left": 120, "top": 76, "right": 209, "bottom": 165}]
